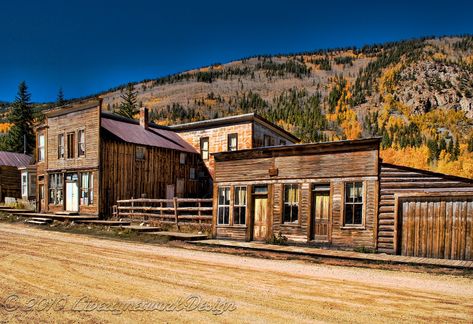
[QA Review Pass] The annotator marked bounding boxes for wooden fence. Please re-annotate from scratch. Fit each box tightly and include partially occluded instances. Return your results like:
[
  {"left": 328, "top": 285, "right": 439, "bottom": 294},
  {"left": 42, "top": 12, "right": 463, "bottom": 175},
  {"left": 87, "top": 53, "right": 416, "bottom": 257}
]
[{"left": 112, "top": 198, "right": 213, "bottom": 228}]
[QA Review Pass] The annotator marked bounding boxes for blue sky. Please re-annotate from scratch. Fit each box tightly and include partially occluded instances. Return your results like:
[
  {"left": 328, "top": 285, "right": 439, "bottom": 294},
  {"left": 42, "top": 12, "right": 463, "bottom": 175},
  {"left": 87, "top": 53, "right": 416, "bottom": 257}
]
[{"left": 0, "top": 0, "right": 472, "bottom": 102}]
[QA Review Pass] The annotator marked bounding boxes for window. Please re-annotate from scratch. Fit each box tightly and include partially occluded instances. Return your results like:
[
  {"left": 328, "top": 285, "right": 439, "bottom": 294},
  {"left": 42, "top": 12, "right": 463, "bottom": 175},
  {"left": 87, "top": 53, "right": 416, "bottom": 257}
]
[
  {"left": 180, "top": 152, "right": 186, "bottom": 164},
  {"left": 49, "top": 173, "right": 63, "bottom": 205},
  {"left": 283, "top": 184, "right": 299, "bottom": 224},
  {"left": 189, "top": 168, "right": 195, "bottom": 180},
  {"left": 263, "top": 135, "right": 274, "bottom": 147},
  {"left": 217, "top": 187, "right": 230, "bottom": 225},
  {"left": 253, "top": 185, "right": 268, "bottom": 194},
  {"left": 21, "top": 174, "right": 27, "bottom": 196},
  {"left": 136, "top": 146, "right": 145, "bottom": 160},
  {"left": 280, "top": 140, "right": 286, "bottom": 146},
  {"left": 78, "top": 130, "right": 85, "bottom": 157},
  {"left": 233, "top": 186, "right": 247, "bottom": 225},
  {"left": 344, "top": 182, "right": 363, "bottom": 226},
  {"left": 38, "top": 134, "right": 45, "bottom": 161},
  {"left": 30, "top": 174, "right": 36, "bottom": 194},
  {"left": 67, "top": 132, "right": 75, "bottom": 159},
  {"left": 58, "top": 134, "right": 64, "bottom": 159},
  {"left": 200, "top": 137, "right": 209, "bottom": 160},
  {"left": 80, "top": 173, "right": 94, "bottom": 205},
  {"left": 227, "top": 133, "right": 238, "bottom": 151}
]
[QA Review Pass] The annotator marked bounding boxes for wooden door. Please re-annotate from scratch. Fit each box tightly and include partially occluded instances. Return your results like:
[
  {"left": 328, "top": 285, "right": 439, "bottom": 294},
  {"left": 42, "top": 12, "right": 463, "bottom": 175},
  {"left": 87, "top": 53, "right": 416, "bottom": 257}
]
[
  {"left": 312, "top": 191, "right": 330, "bottom": 241},
  {"left": 399, "top": 197, "right": 473, "bottom": 260},
  {"left": 39, "top": 184, "right": 45, "bottom": 212},
  {"left": 253, "top": 196, "right": 268, "bottom": 241},
  {"left": 66, "top": 182, "right": 79, "bottom": 212}
]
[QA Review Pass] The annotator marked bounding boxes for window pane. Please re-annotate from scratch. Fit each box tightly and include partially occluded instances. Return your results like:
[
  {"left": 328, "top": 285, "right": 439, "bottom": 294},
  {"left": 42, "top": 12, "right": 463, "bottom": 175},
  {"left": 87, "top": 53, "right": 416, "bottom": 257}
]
[
  {"left": 345, "top": 205, "right": 354, "bottom": 225},
  {"left": 354, "top": 205, "right": 363, "bottom": 224},
  {"left": 291, "top": 205, "right": 299, "bottom": 223},
  {"left": 283, "top": 205, "right": 292, "bottom": 223}
]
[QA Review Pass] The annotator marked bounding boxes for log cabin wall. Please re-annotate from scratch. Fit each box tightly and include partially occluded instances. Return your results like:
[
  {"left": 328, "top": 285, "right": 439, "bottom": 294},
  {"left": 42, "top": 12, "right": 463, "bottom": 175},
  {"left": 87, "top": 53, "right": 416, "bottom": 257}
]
[
  {"left": 378, "top": 163, "right": 473, "bottom": 255},
  {"left": 213, "top": 139, "right": 380, "bottom": 249},
  {"left": 99, "top": 137, "right": 209, "bottom": 217}
]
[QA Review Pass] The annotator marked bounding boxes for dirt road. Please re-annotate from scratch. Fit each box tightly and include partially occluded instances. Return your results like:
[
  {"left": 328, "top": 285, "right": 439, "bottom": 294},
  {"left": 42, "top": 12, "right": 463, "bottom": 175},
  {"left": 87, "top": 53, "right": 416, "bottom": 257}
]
[{"left": 0, "top": 223, "right": 472, "bottom": 323}]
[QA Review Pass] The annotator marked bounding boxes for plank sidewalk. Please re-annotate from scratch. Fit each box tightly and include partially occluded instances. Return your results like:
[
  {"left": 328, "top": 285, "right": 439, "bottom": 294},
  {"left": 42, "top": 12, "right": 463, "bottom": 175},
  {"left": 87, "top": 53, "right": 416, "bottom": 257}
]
[{"left": 192, "top": 239, "right": 473, "bottom": 269}]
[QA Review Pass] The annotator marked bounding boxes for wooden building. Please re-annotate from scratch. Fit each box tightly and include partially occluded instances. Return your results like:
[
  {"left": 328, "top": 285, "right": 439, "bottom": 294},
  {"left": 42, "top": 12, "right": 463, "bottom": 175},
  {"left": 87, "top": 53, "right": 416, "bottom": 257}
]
[
  {"left": 36, "top": 99, "right": 209, "bottom": 217},
  {"left": 170, "top": 113, "right": 299, "bottom": 178},
  {"left": 0, "top": 151, "right": 33, "bottom": 202},
  {"left": 212, "top": 138, "right": 473, "bottom": 260}
]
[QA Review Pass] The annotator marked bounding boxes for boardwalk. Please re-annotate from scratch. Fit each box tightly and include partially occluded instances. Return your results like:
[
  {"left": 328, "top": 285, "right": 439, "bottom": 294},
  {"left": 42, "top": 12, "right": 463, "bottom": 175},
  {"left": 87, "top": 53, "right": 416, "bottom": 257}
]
[{"left": 0, "top": 223, "right": 472, "bottom": 323}]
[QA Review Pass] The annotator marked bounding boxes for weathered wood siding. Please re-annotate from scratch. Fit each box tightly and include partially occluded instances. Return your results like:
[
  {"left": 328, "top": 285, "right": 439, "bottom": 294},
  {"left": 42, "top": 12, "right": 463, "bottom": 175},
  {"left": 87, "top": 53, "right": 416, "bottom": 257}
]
[
  {"left": 214, "top": 142, "right": 379, "bottom": 248},
  {"left": 379, "top": 163, "right": 473, "bottom": 254},
  {"left": 399, "top": 196, "right": 473, "bottom": 260},
  {"left": 100, "top": 138, "right": 209, "bottom": 217},
  {"left": 0, "top": 166, "right": 21, "bottom": 200},
  {"left": 176, "top": 122, "right": 253, "bottom": 178}
]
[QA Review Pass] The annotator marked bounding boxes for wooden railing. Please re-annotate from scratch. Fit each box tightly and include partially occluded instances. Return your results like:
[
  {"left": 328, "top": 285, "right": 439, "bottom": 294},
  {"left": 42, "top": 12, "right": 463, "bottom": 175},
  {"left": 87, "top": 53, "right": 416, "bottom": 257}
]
[{"left": 112, "top": 198, "right": 213, "bottom": 228}]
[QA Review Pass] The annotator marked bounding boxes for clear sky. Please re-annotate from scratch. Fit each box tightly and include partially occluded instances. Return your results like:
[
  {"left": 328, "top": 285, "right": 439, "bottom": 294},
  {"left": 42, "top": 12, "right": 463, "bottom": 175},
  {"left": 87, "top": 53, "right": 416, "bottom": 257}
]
[{"left": 1, "top": 0, "right": 472, "bottom": 102}]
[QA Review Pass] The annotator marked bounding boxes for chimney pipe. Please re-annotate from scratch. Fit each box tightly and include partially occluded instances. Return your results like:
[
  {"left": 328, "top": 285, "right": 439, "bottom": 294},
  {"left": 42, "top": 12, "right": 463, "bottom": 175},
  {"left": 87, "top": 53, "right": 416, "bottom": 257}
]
[{"left": 140, "top": 107, "right": 149, "bottom": 129}]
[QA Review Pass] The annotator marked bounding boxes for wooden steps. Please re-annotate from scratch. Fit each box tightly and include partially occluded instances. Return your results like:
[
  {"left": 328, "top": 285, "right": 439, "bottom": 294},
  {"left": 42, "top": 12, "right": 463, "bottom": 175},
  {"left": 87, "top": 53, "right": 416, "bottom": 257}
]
[
  {"left": 143, "top": 231, "right": 208, "bottom": 241},
  {"left": 54, "top": 211, "right": 79, "bottom": 216},
  {"left": 13, "top": 212, "right": 98, "bottom": 221},
  {"left": 25, "top": 217, "right": 53, "bottom": 225}
]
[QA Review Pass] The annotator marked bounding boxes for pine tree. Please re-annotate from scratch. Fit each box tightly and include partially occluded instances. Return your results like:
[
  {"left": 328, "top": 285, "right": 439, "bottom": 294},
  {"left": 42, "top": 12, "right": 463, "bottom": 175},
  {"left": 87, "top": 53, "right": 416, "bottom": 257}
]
[
  {"left": 116, "top": 83, "right": 138, "bottom": 119},
  {"left": 468, "top": 135, "right": 473, "bottom": 152},
  {"left": 3, "top": 81, "right": 35, "bottom": 154},
  {"left": 56, "top": 87, "right": 66, "bottom": 106},
  {"left": 452, "top": 137, "right": 461, "bottom": 161}
]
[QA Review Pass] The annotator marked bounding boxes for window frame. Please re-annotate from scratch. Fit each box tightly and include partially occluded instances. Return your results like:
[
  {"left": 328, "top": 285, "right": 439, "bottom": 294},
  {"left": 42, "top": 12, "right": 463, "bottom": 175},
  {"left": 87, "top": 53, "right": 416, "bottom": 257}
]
[
  {"left": 217, "top": 186, "right": 230, "bottom": 225},
  {"left": 80, "top": 172, "right": 94, "bottom": 206},
  {"left": 233, "top": 186, "right": 247, "bottom": 226},
  {"left": 342, "top": 181, "right": 365, "bottom": 228},
  {"left": 21, "top": 173, "right": 27, "bottom": 196},
  {"left": 58, "top": 133, "right": 65, "bottom": 159},
  {"left": 227, "top": 133, "right": 238, "bottom": 151},
  {"left": 66, "top": 132, "right": 75, "bottom": 159},
  {"left": 38, "top": 133, "right": 45, "bottom": 162},
  {"left": 135, "top": 146, "right": 146, "bottom": 160},
  {"left": 282, "top": 183, "right": 300, "bottom": 225},
  {"left": 49, "top": 173, "right": 64, "bottom": 205},
  {"left": 77, "top": 129, "right": 86, "bottom": 157},
  {"left": 200, "top": 137, "right": 209, "bottom": 160}
]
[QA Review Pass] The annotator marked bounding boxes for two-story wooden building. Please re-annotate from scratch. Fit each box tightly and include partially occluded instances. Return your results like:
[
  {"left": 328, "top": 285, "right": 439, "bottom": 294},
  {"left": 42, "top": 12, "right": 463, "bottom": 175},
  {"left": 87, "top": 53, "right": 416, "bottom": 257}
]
[
  {"left": 36, "top": 99, "right": 209, "bottom": 217},
  {"left": 212, "top": 138, "right": 473, "bottom": 260},
  {"left": 170, "top": 113, "right": 299, "bottom": 178}
]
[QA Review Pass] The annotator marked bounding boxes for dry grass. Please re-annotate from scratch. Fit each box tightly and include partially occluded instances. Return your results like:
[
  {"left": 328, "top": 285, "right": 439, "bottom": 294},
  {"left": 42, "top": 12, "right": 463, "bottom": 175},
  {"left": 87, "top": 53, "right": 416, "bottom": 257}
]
[{"left": 0, "top": 223, "right": 472, "bottom": 323}]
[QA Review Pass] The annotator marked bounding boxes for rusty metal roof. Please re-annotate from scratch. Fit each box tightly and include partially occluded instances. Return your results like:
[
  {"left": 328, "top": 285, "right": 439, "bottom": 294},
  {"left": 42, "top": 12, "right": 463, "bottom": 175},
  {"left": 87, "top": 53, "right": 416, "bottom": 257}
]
[
  {"left": 101, "top": 114, "right": 197, "bottom": 153},
  {"left": 0, "top": 151, "right": 33, "bottom": 168}
]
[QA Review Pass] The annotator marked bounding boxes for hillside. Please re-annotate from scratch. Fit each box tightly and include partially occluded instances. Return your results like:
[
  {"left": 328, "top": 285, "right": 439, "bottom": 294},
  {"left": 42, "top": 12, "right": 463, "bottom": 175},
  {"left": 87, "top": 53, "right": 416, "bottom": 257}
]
[
  {"left": 3, "top": 36, "right": 473, "bottom": 178},
  {"left": 94, "top": 36, "right": 473, "bottom": 178}
]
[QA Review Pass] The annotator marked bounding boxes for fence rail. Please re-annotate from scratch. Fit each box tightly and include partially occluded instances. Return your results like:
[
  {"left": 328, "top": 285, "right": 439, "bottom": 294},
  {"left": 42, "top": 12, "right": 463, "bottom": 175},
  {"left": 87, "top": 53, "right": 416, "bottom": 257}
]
[{"left": 113, "top": 198, "right": 213, "bottom": 228}]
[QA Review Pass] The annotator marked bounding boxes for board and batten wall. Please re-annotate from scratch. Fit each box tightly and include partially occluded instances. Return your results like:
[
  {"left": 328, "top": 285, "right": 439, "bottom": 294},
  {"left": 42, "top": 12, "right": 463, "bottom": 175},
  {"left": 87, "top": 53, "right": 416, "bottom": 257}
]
[
  {"left": 99, "top": 135, "right": 209, "bottom": 217},
  {"left": 213, "top": 143, "right": 380, "bottom": 249},
  {"left": 378, "top": 163, "right": 473, "bottom": 256}
]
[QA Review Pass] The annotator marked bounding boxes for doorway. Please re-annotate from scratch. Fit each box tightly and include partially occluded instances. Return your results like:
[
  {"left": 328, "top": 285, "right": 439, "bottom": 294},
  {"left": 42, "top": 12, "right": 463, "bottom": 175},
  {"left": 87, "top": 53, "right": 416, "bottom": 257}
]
[
  {"left": 311, "top": 185, "right": 330, "bottom": 242},
  {"left": 65, "top": 173, "right": 79, "bottom": 212},
  {"left": 252, "top": 185, "right": 268, "bottom": 241}
]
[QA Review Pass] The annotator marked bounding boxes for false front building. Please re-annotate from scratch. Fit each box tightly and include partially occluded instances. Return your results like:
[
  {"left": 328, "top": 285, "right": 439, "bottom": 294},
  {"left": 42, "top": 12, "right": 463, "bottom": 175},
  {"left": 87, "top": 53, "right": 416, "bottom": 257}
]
[
  {"left": 36, "top": 99, "right": 209, "bottom": 217},
  {"left": 212, "top": 138, "right": 473, "bottom": 260}
]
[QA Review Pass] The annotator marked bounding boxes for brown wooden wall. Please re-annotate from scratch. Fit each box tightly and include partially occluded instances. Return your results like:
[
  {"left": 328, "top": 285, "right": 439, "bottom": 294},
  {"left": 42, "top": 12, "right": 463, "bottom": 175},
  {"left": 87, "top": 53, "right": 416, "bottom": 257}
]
[
  {"left": 398, "top": 196, "right": 473, "bottom": 260},
  {"left": 0, "top": 166, "right": 21, "bottom": 201},
  {"left": 46, "top": 106, "right": 101, "bottom": 171},
  {"left": 100, "top": 138, "right": 210, "bottom": 217},
  {"left": 378, "top": 163, "right": 473, "bottom": 254},
  {"left": 213, "top": 144, "right": 380, "bottom": 249}
]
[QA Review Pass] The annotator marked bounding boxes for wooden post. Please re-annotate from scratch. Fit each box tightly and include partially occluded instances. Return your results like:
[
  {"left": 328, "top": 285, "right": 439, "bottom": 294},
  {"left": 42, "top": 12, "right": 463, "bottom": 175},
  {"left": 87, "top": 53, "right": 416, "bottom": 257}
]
[
  {"left": 174, "top": 197, "right": 179, "bottom": 230},
  {"left": 198, "top": 201, "right": 202, "bottom": 224},
  {"left": 131, "top": 197, "right": 134, "bottom": 220}
]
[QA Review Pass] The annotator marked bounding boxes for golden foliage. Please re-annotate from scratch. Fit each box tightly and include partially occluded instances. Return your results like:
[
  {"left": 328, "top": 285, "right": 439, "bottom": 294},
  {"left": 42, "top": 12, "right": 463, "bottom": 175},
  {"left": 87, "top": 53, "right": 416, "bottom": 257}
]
[
  {"left": 432, "top": 52, "right": 447, "bottom": 62},
  {"left": 0, "top": 123, "right": 11, "bottom": 133},
  {"left": 379, "top": 63, "right": 402, "bottom": 94}
]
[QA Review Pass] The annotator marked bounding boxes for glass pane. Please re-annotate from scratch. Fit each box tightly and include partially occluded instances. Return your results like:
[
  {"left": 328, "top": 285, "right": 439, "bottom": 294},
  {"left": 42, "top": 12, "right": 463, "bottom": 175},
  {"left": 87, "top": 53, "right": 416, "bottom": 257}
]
[
  {"left": 354, "top": 205, "right": 363, "bottom": 224},
  {"left": 253, "top": 185, "right": 267, "bottom": 194},
  {"left": 291, "top": 205, "right": 299, "bottom": 223},
  {"left": 354, "top": 182, "right": 363, "bottom": 203},
  {"left": 345, "top": 205, "right": 354, "bottom": 224},
  {"left": 283, "top": 204, "right": 292, "bottom": 223},
  {"left": 235, "top": 187, "right": 246, "bottom": 205},
  {"left": 346, "top": 183, "right": 354, "bottom": 202}
]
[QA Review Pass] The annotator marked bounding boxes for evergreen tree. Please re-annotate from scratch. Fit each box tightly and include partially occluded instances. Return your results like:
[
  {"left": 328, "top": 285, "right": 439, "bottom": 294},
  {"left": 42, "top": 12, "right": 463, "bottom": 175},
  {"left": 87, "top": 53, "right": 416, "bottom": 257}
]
[
  {"left": 468, "top": 135, "right": 473, "bottom": 153},
  {"left": 3, "top": 81, "right": 35, "bottom": 154},
  {"left": 56, "top": 87, "right": 66, "bottom": 106},
  {"left": 427, "top": 138, "right": 439, "bottom": 164},
  {"left": 116, "top": 83, "right": 138, "bottom": 119},
  {"left": 381, "top": 127, "right": 392, "bottom": 149},
  {"left": 452, "top": 137, "right": 461, "bottom": 161}
]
